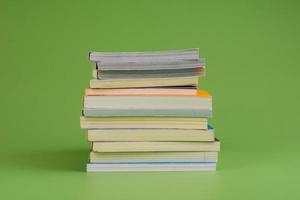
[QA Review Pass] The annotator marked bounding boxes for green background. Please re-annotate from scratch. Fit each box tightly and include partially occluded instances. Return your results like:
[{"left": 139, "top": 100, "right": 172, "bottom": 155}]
[{"left": 1, "top": 0, "right": 299, "bottom": 199}]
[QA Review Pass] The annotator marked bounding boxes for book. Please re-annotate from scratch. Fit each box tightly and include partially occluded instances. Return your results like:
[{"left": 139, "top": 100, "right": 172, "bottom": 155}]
[
  {"left": 94, "top": 59, "right": 204, "bottom": 71},
  {"left": 87, "top": 162, "right": 216, "bottom": 172},
  {"left": 83, "top": 95, "right": 212, "bottom": 111},
  {"left": 80, "top": 116, "right": 208, "bottom": 129},
  {"left": 83, "top": 94, "right": 212, "bottom": 117},
  {"left": 89, "top": 76, "right": 199, "bottom": 88},
  {"left": 85, "top": 88, "right": 209, "bottom": 96},
  {"left": 89, "top": 48, "right": 200, "bottom": 63},
  {"left": 84, "top": 95, "right": 211, "bottom": 109},
  {"left": 92, "top": 67, "right": 205, "bottom": 79},
  {"left": 86, "top": 125, "right": 214, "bottom": 142},
  {"left": 92, "top": 140, "right": 220, "bottom": 152},
  {"left": 83, "top": 108, "right": 211, "bottom": 117},
  {"left": 89, "top": 151, "right": 218, "bottom": 163}
]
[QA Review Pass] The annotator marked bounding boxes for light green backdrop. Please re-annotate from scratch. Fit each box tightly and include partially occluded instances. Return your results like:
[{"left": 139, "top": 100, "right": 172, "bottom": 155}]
[{"left": 1, "top": 0, "right": 299, "bottom": 199}]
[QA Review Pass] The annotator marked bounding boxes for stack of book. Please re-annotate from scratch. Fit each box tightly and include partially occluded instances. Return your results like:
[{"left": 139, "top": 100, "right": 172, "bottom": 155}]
[{"left": 80, "top": 48, "right": 220, "bottom": 172}]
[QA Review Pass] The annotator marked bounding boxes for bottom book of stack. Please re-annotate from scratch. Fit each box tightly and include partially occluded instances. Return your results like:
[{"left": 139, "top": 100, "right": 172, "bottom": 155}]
[{"left": 87, "top": 140, "right": 220, "bottom": 172}]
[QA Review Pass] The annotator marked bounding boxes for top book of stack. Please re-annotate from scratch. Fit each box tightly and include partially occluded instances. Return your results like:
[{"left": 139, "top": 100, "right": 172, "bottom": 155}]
[{"left": 89, "top": 48, "right": 205, "bottom": 88}]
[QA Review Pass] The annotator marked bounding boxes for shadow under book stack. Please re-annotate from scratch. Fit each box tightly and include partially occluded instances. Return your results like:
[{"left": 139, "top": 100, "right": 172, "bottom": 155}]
[{"left": 80, "top": 48, "right": 220, "bottom": 172}]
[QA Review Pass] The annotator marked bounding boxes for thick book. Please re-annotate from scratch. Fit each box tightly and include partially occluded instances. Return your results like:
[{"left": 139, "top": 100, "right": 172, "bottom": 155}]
[
  {"left": 89, "top": 151, "right": 218, "bottom": 163},
  {"left": 83, "top": 95, "right": 211, "bottom": 109},
  {"left": 87, "top": 162, "right": 216, "bottom": 172},
  {"left": 80, "top": 116, "right": 208, "bottom": 129},
  {"left": 89, "top": 48, "right": 200, "bottom": 63},
  {"left": 87, "top": 125, "right": 214, "bottom": 142},
  {"left": 92, "top": 140, "right": 220, "bottom": 152},
  {"left": 83, "top": 93, "right": 212, "bottom": 117},
  {"left": 89, "top": 76, "right": 199, "bottom": 88}
]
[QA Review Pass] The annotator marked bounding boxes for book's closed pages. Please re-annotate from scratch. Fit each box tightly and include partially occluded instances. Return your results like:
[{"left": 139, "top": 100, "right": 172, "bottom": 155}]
[
  {"left": 87, "top": 125, "right": 214, "bottom": 142},
  {"left": 87, "top": 162, "right": 216, "bottom": 172},
  {"left": 89, "top": 151, "right": 218, "bottom": 163},
  {"left": 92, "top": 140, "right": 220, "bottom": 152},
  {"left": 89, "top": 48, "right": 200, "bottom": 63},
  {"left": 80, "top": 116, "right": 208, "bottom": 129},
  {"left": 90, "top": 76, "right": 199, "bottom": 88}
]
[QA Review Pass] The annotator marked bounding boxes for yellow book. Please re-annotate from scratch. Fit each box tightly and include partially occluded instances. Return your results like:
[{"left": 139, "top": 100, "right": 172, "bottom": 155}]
[
  {"left": 92, "top": 140, "right": 220, "bottom": 152},
  {"left": 80, "top": 116, "right": 208, "bottom": 129},
  {"left": 89, "top": 151, "right": 218, "bottom": 163},
  {"left": 87, "top": 125, "right": 214, "bottom": 142},
  {"left": 90, "top": 76, "right": 199, "bottom": 88}
]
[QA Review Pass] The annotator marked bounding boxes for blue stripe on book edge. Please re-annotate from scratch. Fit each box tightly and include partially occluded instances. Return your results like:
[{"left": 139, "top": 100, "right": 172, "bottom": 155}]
[{"left": 208, "top": 124, "right": 214, "bottom": 130}]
